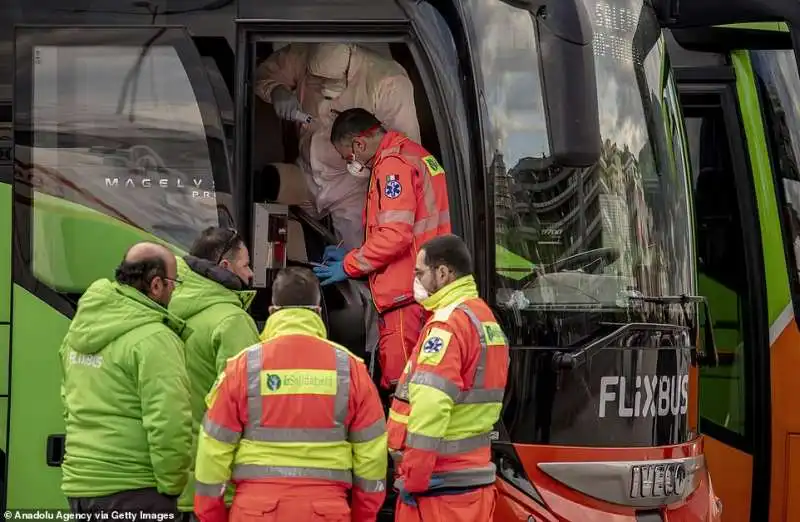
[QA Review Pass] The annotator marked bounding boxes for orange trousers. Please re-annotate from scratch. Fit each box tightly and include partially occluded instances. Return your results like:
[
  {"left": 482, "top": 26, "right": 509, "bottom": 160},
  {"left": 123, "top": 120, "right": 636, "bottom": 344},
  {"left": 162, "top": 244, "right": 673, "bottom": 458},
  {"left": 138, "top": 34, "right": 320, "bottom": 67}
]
[
  {"left": 228, "top": 483, "right": 350, "bottom": 522},
  {"left": 394, "top": 485, "right": 497, "bottom": 522},
  {"left": 378, "top": 303, "right": 428, "bottom": 390}
]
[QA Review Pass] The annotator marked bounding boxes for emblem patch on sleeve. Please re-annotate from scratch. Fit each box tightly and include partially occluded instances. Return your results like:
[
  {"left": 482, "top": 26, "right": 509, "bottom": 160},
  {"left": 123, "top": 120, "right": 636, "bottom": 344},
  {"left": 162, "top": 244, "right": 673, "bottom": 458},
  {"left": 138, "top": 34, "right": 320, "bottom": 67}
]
[
  {"left": 384, "top": 174, "right": 402, "bottom": 199},
  {"left": 423, "top": 337, "right": 444, "bottom": 353},
  {"left": 417, "top": 327, "right": 453, "bottom": 366}
]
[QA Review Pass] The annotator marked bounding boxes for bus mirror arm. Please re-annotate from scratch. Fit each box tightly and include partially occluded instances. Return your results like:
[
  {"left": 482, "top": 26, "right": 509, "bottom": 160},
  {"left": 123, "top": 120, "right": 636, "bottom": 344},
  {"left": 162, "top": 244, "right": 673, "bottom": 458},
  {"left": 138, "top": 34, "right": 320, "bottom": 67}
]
[
  {"left": 625, "top": 294, "right": 719, "bottom": 368},
  {"left": 697, "top": 298, "right": 720, "bottom": 368}
]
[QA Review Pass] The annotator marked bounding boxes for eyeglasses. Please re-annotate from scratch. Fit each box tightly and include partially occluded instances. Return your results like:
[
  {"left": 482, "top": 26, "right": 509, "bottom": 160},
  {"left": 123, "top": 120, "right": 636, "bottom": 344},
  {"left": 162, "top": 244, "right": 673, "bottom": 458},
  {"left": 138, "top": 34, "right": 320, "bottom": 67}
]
[
  {"left": 217, "top": 228, "right": 240, "bottom": 264},
  {"left": 164, "top": 277, "right": 183, "bottom": 286}
]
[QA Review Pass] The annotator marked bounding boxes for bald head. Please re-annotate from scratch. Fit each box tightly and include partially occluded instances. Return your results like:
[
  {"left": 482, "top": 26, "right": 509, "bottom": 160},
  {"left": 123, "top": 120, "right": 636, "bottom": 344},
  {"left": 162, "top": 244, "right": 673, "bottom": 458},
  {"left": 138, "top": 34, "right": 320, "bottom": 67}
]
[
  {"left": 115, "top": 242, "right": 178, "bottom": 307},
  {"left": 124, "top": 242, "right": 173, "bottom": 264}
]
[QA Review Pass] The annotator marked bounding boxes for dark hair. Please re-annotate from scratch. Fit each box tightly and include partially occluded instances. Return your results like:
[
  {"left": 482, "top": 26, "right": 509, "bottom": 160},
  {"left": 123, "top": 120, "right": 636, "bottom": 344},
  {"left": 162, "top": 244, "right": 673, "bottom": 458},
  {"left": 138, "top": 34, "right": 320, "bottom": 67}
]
[
  {"left": 115, "top": 257, "right": 168, "bottom": 294},
  {"left": 420, "top": 234, "right": 473, "bottom": 278},
  {"left": 330, "top": 108, "right": 384, "bottom": 145},
  {"left": 272, "top": 267, "right": 321, "bottom": 307},
  {"left": 190, "top": 227, "right": 244, "bottom": 264}
]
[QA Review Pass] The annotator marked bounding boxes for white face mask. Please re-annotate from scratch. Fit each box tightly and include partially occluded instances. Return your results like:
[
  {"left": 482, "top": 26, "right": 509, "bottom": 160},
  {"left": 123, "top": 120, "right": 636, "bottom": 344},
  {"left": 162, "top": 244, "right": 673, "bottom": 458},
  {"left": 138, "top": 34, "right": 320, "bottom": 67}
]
[
  {"left": 346, "top": 158, "right": 371, "bottom": 178},
  {"left": 413, "top": 278, "right": 430, "bottom": 303}
]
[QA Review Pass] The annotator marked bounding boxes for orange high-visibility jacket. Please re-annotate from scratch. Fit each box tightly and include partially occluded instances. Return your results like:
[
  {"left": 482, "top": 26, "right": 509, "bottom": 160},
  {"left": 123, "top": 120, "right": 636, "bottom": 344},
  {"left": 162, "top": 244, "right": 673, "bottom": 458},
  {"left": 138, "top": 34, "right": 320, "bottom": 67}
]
[
  {"left": 194, "top": 308, "right": 388, "bottom": 522},
  {"left": 343, "top": 131, "right": 451, "bottom": 313},
  {"left": 386, "top": 276, "right": 509, "bottom": 493}
]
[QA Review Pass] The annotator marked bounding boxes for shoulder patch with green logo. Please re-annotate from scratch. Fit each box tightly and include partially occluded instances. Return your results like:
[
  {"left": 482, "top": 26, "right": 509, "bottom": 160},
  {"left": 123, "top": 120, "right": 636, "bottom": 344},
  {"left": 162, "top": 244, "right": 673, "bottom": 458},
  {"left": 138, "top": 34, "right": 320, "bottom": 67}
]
[
  {"left": 422, "top": 155, "right": 445, "bottom": 176},
  {"left": 482, "top": 322, "right": 507, "bottom": 346}
]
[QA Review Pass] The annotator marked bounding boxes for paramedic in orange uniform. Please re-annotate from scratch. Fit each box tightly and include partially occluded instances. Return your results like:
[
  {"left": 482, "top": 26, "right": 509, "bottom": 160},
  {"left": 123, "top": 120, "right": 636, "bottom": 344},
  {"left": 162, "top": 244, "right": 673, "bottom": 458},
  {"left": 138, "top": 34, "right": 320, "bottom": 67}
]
[
  {"left": 193, "top": 267, "right": 388, "bottom": 522},
  {"left": 313, "top": 108, "right": 451, "bottom": 392},
  {"left": 387, "top": 234, "right": 509, "bottom": 522}
]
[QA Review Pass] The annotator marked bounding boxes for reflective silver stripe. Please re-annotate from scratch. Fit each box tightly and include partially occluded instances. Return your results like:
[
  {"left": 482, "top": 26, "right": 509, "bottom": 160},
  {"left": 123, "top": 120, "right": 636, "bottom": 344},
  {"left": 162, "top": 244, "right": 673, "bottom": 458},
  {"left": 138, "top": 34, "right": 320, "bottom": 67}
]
[
  {"left": 413, "top": 211, "right": 450, "bottom": 235},
  {"left": 395, "top": 380, "right": 410, "bottom": 401},
  {"left": 405, "top": 432, "right": 439, "bottom": 450},
  {"left": 202, "top": 417, "right": 241, "bottom": 444},
  {"left": 232, "top": 464, "right": 352, "bottom": 484},
  {"left": 439, "top": 433, "right": 491, "bottom": 454},
  {"left": 406, "top": 432, "right": 491, "bottom": 454},
  {"left": 195, "top": 480, "right": 226, "bottom": 497},
  {"left": 348, "top": 418, "right": 385, "bottom": 443},
  {"left": 377, "top": 209, "right": 415, "bottom": 225},
  {"left": 389, "top": 450, "right": 404, "bottom": 464},
  {"left": 334, "top": 348, "right": 350, "bottom": 426},
  {"left": 245, "top": 426, "right": 345, "bottom": 442},
  {"left": 457, "top": 304, "right": 487, "bottom": 388},
  {"left": 246, "top": 346, "right": 263, "bottom": 428},
  {"left": 352, "top": 250, "right": 375, "bottom": 273},
  {"left": 457, "top": 387, "right": 504, "bottom": 404},
  {"left": 410, "top": 371, "right": 460, "bottom": 401},
  {"left": 416, "top": 157, "right": 439, "bottom": 217},
  {"left": 431, "top": 464, "right": 497, "bottom": 488},
  {"left": 354, "top": 476, "right": 387, "bottom": 493}
]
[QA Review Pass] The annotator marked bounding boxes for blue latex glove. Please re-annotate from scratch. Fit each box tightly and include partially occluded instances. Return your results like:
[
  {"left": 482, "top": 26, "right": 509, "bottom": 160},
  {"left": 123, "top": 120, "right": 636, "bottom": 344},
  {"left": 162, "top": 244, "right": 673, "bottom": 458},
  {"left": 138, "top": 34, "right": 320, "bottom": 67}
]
[
  {"left": 322, "top": 245, "right": 347, "bottom": 263},
  {"left": 398, "top": 488, "right": 417, "bottom": 507},
  {"left": 313, "top": 261, "right": 348, "bottom": 286}
]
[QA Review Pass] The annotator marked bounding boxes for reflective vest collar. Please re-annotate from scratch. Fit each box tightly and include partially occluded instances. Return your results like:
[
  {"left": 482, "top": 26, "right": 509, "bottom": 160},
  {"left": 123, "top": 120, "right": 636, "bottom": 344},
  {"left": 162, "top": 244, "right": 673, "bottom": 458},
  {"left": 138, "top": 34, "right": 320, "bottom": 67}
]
[
  {"left": 421, "top": 275, "right": 479, "bottom": 312},
  {"left": 261, "top": 308, "right": 327, "bottom": 340}
]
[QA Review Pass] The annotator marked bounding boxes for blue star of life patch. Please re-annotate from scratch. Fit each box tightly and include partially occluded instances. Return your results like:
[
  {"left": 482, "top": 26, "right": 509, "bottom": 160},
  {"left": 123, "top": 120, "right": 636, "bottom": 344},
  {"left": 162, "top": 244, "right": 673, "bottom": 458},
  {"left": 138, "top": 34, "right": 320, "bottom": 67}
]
[
  {"left": 422, "top": 336, "right": 444, "bottom": 354},
  {"left": 384, "top": 174, "right": 402, "bottom": 199}
]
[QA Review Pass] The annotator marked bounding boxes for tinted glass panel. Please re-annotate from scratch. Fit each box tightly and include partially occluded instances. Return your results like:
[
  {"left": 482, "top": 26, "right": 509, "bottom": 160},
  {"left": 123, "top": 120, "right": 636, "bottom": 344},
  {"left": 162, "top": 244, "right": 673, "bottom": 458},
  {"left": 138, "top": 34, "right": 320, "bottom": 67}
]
[
  {"left": 684, "top": 107, "right": 747, "bottom": 437},
  {"left": 490, "top": 0, "right": 694, "bottom": 447},
  {"left": 17, "top": 28, "right": 231, "bottom": 294},
  {"left": 750, "top": 49, "right": 800, "bottom": 312}
]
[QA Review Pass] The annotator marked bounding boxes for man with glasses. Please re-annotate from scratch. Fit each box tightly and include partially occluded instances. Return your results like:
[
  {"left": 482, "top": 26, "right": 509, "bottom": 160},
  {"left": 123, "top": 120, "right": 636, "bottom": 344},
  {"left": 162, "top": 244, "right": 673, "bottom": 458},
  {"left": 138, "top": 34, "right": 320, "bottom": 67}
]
[
  {"left": 61, "top": 242, "right": 192, "bottom": 516},
  {"left": 167, "top": 227, "right": 261, "bottom": 519},
  {"left": 254, "top": 42, "right": 420, "bottom": 250},
  {"left": 315, "top": 108, "right": 451, "bottom": 394}
]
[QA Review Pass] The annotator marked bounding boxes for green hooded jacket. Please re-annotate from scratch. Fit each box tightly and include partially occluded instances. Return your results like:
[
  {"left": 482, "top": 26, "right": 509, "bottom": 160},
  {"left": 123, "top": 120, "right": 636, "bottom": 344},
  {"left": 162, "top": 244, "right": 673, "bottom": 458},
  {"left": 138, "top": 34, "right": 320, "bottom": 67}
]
[
  {"left": 59, "top": 279, "right": 193, "bottom": 498},
  {"left": 167, "top": 256, "right": 259, "bottom": 512}
]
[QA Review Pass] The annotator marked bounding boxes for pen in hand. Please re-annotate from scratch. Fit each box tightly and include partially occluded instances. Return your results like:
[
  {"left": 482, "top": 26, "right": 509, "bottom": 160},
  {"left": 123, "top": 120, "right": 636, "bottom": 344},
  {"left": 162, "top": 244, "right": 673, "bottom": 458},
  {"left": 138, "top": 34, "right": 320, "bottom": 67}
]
[{"left": 322, "top": 240, "right": 344, "bottom": 266}]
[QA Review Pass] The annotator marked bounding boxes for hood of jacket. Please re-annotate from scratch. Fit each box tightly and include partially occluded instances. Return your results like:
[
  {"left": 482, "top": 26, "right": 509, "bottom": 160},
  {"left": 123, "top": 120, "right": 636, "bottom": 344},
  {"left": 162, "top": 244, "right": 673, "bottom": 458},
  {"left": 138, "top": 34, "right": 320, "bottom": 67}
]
[
  {"left": 168, "top": 256, "right": 256, "bottom": 320},
  {"left": 62, "top": 278, "right": 188, "bottom": 355}
]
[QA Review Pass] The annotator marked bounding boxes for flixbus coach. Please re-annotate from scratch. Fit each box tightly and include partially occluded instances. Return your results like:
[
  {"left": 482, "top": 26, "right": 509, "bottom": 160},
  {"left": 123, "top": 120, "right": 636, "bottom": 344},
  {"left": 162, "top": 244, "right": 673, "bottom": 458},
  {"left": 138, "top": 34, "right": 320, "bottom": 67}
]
[
  {"left": 655, "top": 1, "right": 800, "bottom": 520},
  {"left": 0, "top": 0, "right": 722, "bottom": 520}
]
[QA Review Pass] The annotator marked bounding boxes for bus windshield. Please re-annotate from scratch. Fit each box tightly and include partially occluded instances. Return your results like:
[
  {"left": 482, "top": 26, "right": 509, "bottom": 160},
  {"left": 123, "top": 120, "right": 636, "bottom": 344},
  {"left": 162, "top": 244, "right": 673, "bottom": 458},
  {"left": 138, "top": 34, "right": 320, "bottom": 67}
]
[{"left": 491, "top": 0, "right": 694, "bottom": 312}]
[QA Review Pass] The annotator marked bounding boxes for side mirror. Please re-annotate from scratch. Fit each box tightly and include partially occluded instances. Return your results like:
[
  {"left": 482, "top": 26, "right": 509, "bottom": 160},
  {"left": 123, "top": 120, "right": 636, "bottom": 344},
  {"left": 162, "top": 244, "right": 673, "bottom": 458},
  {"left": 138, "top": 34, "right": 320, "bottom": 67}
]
[{"left": 531, "top": 0, "right": 602, "bottom": 167}]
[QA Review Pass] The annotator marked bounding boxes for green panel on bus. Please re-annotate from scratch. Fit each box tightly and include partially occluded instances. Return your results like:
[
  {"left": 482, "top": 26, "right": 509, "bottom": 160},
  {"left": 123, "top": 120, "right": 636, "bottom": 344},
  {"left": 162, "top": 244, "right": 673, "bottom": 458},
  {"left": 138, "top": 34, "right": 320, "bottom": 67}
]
[{"left": 7, "top": 286, "right": 69, "bottom": 510}]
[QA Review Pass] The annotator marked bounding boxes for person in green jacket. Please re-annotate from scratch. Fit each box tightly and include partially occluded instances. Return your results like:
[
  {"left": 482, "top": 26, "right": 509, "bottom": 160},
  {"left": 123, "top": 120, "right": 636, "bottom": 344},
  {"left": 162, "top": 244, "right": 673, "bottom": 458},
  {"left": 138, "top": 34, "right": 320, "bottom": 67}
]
[
  {"left": 168, "top": 227, "right": 260, "bottom": 516},
  {"left": 60, "top": 242, "right": 193, "bottom": 515}
]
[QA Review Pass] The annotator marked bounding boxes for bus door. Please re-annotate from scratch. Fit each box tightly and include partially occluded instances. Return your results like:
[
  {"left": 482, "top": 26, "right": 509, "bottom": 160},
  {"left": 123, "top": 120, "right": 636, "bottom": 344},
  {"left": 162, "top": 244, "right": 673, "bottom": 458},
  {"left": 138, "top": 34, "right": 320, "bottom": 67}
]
[
  {"left": 9, "top": 25, "right": 235, "bottom": 509},
  {"left": 671, "top": 26, "right": 800, "bottom": 521}
]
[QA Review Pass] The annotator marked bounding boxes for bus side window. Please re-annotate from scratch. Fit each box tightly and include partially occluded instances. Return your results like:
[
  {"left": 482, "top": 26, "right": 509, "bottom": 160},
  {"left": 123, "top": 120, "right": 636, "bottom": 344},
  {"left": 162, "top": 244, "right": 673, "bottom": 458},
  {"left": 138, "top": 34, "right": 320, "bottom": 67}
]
[
  {"left": 684, "top": 103, "right": 747, "bottom": 437},
  {"left": 15, "top": 28, "right": 232, "bottom": 297},
  {"left": 751, "top": 50, "right": 800, "bottom": 313}
]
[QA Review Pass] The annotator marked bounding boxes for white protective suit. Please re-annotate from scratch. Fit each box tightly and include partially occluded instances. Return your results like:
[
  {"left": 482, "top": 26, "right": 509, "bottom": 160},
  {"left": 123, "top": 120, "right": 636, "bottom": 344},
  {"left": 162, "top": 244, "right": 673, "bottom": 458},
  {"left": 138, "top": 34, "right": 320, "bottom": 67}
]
[{"left": 255, "top": 43, "right": 421, "bottom": 249}]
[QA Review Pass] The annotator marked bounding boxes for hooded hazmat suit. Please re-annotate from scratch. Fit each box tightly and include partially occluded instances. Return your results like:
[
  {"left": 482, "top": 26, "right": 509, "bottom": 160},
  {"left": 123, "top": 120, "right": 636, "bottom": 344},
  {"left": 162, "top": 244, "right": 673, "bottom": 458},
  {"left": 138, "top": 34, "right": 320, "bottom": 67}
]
[{"left": 255, "top": 42, "right": 421, "bottom": 249}]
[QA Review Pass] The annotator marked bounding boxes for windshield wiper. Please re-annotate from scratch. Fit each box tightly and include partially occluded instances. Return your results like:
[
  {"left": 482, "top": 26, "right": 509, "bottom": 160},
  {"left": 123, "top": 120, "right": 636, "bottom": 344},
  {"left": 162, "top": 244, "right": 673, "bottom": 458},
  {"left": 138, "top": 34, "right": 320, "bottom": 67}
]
[{"left": 551, "top": 294, "right": 719, "bottom": 369}]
